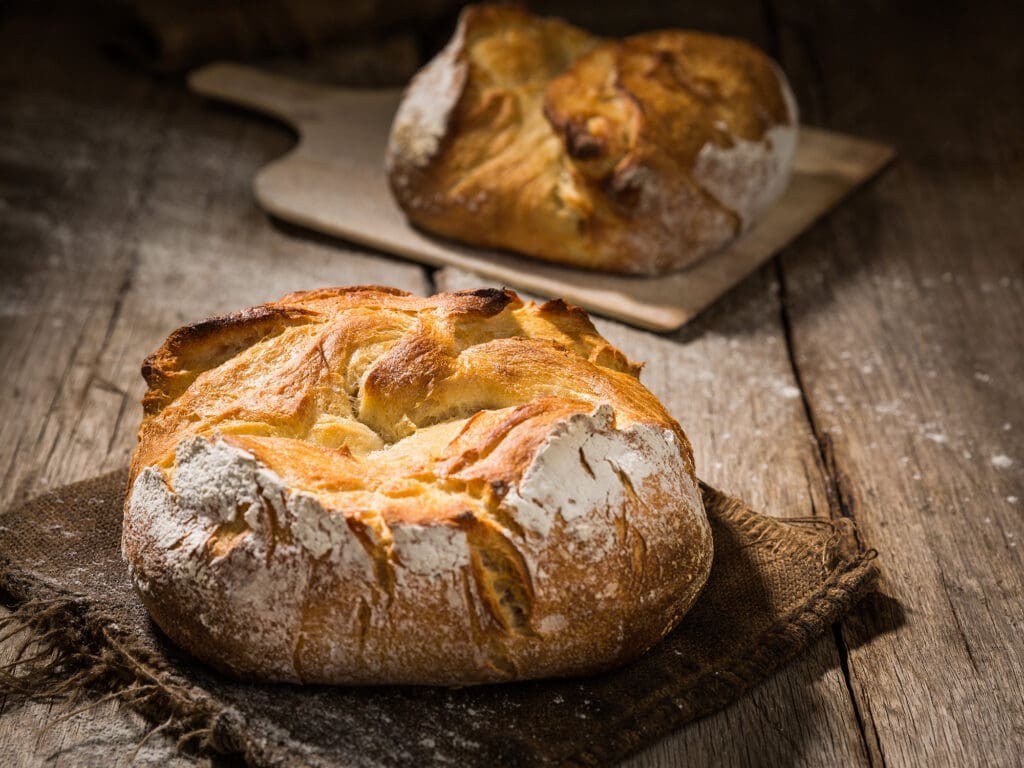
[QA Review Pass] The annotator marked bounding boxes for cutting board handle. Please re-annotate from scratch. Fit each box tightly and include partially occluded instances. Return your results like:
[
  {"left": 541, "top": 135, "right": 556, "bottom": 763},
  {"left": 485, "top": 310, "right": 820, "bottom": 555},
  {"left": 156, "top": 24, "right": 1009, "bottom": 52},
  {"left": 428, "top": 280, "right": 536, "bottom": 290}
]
[{"left": 188, "top": 62, "right": 335, "bottom": 128}]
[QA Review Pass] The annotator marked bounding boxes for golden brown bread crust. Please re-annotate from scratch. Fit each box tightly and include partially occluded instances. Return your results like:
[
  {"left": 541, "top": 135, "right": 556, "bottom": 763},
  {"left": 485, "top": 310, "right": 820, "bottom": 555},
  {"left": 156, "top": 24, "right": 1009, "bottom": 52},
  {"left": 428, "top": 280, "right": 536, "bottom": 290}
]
[
  {"left": 386, "top": 5, "right": 798, "bottom": 275},
  {"left": 123, "top": 286, "right": 712, "bottom": 684}
]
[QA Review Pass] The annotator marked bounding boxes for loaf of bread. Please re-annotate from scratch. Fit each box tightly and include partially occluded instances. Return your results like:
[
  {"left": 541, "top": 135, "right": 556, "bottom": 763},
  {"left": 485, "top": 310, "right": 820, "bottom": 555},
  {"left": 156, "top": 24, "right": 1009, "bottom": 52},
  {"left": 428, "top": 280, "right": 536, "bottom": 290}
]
[
  {"left": 386, "top": 5, "right": 798, "bottom": 275},
  {"left": 123, "top": 287, "right": 712, "bottom": 684}
]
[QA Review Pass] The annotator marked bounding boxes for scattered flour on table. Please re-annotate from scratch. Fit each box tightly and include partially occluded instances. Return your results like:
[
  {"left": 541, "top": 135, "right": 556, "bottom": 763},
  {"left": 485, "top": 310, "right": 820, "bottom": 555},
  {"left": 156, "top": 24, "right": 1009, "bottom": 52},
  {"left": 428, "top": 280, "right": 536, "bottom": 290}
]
[
  {"left": 875, "top": 401, "right": 902, "bottom": 415},
  {"left": 991, "top": 454, "right": 1014, "bottom": 469},
  {"left": 776, "top": 384, "right": 802, "bottom": 400}
]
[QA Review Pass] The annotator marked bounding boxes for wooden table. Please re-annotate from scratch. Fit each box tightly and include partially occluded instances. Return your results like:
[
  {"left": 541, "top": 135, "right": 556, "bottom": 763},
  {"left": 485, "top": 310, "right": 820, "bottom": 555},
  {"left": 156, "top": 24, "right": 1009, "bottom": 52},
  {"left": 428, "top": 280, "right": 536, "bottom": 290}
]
[{"left": 1, "top": 2, "right": 1021, "bottom": 766}]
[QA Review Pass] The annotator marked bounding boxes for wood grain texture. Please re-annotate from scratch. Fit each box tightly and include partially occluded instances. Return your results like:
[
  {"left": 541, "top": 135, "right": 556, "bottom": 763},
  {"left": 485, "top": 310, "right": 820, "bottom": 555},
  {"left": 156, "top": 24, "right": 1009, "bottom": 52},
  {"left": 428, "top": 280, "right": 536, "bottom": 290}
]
[
  {"left": 770, "top": 1, "right": 1024, "bottom": 765},
  {"left": 186, "top": 62, "right": 892, "bottom": 331}
]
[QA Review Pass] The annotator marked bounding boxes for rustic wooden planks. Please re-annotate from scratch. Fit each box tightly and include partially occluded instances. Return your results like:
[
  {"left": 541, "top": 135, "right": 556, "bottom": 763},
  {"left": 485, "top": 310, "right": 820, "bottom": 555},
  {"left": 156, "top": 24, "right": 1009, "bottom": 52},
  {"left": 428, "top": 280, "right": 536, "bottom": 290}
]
[
  {"left": 771, "top": 1, "right": 1024, "bottom": 765},
  {"left": 2, "top": 0, "right": 1020, "bottom": 766}
]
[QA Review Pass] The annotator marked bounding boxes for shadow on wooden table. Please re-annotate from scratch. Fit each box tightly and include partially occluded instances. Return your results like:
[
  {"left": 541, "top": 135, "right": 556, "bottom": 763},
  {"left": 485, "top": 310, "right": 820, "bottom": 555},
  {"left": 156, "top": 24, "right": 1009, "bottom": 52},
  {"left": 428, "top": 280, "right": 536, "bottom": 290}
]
[{"left": 842, "top": 591, "right": 907, "bottom": 652}]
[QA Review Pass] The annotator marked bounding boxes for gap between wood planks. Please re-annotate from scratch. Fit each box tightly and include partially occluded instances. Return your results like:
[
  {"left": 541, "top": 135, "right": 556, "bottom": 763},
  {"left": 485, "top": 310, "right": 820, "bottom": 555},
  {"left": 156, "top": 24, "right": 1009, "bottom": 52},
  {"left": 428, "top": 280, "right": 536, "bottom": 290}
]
[
  {"left": 760, "top": 0, "right": 882, "bottom": 763},
  {"left": 776, "top": 257, "right": 882, "bottom": 768}
]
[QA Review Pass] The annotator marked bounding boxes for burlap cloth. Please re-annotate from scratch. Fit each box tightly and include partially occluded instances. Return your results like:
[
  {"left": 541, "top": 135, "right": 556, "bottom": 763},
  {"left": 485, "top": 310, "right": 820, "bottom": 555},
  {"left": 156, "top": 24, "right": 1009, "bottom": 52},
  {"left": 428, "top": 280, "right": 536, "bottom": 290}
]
[{"left": 0, "top": 469, "right": 877, "bottom": 766}]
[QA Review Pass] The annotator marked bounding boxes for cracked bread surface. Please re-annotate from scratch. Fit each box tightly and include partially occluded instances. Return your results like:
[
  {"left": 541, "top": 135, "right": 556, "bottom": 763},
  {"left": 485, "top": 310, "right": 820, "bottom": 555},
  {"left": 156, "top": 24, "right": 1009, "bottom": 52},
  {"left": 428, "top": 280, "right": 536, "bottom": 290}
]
[
  {"left": 123, "top": 286, "right": 712, "bottom": 684},
  {"left": 386, "top": 4, "right": 797, "bottom": 275}
]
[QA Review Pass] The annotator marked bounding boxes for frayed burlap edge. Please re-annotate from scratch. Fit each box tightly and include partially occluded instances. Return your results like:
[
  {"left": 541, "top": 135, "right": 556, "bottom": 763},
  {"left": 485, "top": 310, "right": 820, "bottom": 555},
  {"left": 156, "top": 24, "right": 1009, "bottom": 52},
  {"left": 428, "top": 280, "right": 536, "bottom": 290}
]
[
  {"left": 0, "top": 582, "right": 247, "bottom": 761},
  {"left": 0, "top": 479, "right": 878, "bottom": 768}
]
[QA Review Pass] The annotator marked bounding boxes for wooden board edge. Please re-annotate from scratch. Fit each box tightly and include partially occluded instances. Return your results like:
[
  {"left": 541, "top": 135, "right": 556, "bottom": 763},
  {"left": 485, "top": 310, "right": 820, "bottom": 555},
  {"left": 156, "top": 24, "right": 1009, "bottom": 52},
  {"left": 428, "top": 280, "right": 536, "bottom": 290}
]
[{"left": 188, "top": 62, "right": 337, "bottom": 129}]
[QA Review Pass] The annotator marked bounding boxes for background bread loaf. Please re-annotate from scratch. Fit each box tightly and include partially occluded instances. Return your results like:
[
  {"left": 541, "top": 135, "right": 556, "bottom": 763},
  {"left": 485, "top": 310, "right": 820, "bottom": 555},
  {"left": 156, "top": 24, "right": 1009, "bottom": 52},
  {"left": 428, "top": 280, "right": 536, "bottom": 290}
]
[{"left": 387, "top": 4, "right": 798, "bottom": 275}]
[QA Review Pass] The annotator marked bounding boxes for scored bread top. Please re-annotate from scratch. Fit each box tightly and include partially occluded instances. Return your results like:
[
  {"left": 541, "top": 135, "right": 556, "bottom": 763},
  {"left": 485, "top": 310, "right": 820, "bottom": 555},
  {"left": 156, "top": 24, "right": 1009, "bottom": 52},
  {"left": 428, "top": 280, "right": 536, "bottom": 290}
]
[
  {"left": 132, "top": 286, "right": 691, "bottom": 527},
  {"left": 387, "top": 4, "right": 797, "bottom": 275},
  {"left": 125, "top": 286, "right": 711, "bottom": 684}
]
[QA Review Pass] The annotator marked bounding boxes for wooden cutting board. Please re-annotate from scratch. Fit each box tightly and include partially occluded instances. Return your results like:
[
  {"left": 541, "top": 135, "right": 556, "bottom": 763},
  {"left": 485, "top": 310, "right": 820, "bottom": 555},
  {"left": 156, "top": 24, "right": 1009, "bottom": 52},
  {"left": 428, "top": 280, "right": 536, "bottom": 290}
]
[{"left": 188, "top": 62, "right": 895, "bottom": 332}]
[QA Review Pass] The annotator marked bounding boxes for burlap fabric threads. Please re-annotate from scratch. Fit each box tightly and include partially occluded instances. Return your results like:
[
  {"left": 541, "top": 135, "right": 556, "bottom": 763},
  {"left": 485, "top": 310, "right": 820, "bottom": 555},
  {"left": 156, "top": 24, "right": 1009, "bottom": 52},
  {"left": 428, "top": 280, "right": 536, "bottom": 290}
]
[{"left": 0, "top": 469, "right": 877, "bottom": 766}]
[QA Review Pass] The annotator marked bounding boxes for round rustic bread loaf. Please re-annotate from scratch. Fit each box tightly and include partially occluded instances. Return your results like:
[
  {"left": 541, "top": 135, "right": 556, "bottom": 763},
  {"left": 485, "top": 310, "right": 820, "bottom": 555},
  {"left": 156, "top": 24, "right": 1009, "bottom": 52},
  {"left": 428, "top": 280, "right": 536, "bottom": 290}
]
[
  {"left": 386, "top": 4, "right": 798, "bottom": 275},
  {"left": 123, "top": 286, "right": 712, "bottom": 684}
]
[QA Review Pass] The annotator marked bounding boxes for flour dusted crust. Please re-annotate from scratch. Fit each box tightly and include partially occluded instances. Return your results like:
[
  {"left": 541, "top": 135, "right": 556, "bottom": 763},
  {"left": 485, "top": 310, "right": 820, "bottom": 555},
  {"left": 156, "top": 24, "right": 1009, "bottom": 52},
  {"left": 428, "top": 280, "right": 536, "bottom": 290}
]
[
  {"left": 123, "top": 286, "right": 712, "bottom": 684},
  {"left": 386, "top": 4, "right": 798, "bottom": 275}
]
